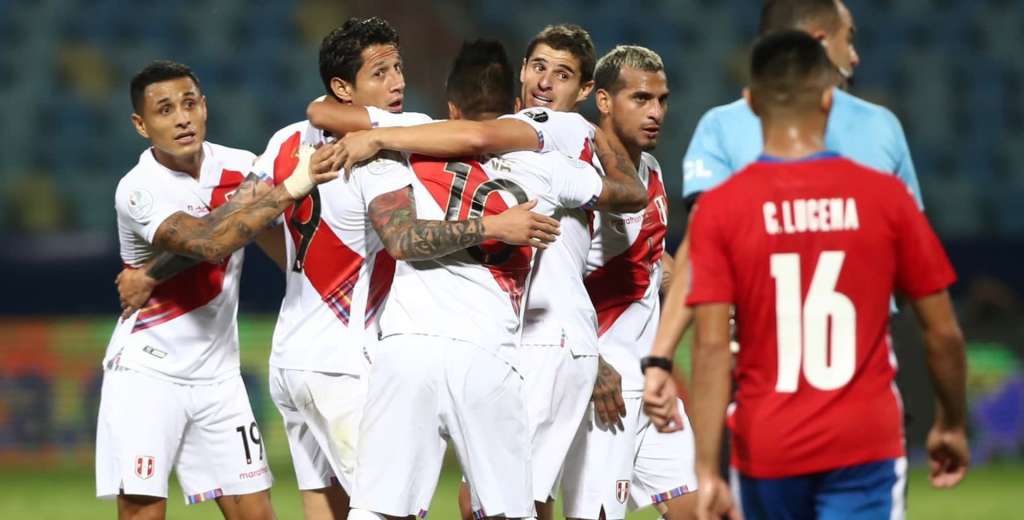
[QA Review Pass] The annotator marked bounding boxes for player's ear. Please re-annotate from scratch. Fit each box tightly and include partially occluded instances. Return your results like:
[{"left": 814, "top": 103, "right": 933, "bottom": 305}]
[
  {"left": 330, "top": 77, "right": 356, "bottom": 104},
  {"left": 131, "top": 112, "right": 149, "bottom": 139},
  {"left": 514, "top": 97, "right": 522, "bottom": 112},
  {"left": 742, "top": 87, "right": 757, "bottom": 115},
  {"left": 821, "top": 87, "right": 834, "bottom": 114},
  {"left": 447, "top": 101, "right": 462, "bottom": 121},
  {"left": 595, "top": 89, "right": 612, "bottom": 116},
  {"left": 576, "top": 80, "right": 595, "bottom": 105},
  {"left": 520, "top": 58, "right": 528, "bottom": 83}
]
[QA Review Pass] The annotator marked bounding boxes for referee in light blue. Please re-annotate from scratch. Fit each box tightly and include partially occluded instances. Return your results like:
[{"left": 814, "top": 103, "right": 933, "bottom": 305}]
[{"left": 682, "top": 0, "right": 923, "bottom": 209}]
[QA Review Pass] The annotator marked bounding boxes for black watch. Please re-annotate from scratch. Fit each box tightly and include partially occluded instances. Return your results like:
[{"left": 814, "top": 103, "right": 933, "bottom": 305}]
[{"left": 640, "top": 356, "right": 673, "bottom": 374}]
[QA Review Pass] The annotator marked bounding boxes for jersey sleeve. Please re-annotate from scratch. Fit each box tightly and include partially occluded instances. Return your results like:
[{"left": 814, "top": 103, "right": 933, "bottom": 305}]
[
  {"left": 549, "top": 155, "right": 604, "bottom": 210},
  {"left": 502, "top": 108, "right": 593, "bottom": 156},
  {"left": 365, "top": 106, "right": 434, "bottom": 128},
  {"left": 682, "top": 109, "right": 732, "bottom": 198},
  {"left": 353, "top": 151, "right": 414, "bottom": 207},
  {"left": 890, "top": 180, "right": 956, "bottom": 299},
  {"left": 114, "top": 178, "right": 182, "bottom": 244},
  {"left": 882, "top": 109, "right": 925, "bottom": 210},
  {"left": 685, "top": 191, "right": 734, "bottom": 305}
]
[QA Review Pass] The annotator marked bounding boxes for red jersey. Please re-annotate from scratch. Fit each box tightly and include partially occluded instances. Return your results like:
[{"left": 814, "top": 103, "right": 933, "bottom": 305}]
[{"left": 686, "top": 152, "right": 955, "bottom": 478}]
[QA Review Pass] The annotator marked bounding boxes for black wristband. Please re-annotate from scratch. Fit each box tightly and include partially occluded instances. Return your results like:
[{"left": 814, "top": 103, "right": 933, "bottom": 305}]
[{"left": 640, "top": 355, "right": 673, "bottom": 374}]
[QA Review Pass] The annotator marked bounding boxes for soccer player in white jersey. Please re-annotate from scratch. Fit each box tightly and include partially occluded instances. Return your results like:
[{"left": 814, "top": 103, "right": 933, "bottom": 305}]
[
  {"left": 560, "top": 46, "right": 698, "bottom": 520},
  {"left": 345, "top": 40, "right": 646, "bottom": 520},
  {"left": 97, "top": 60, "right": 345, "bottom": 520},
  {"left": 112, "top": 21, "right": 558, "bottom": 520},
  {"left": 333, "top": 29, "right": 648, "bottom": 520}
]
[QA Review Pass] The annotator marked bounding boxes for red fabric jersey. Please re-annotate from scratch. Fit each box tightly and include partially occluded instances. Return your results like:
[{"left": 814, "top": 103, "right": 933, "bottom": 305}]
[{"left": 686, "top": 153, "right": 956, "bottom": 478}]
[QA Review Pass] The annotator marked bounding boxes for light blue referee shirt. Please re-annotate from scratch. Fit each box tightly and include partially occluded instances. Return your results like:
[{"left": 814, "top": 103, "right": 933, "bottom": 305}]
[{"left": 682, "top": 88, "right": 923, "bottom": 208}]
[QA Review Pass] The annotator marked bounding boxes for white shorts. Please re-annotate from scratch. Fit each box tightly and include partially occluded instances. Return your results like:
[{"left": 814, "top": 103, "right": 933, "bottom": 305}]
[
  {"left": 351, "top": 334, "right": 533, "bottom": 519},
  {"left": 269, "top": 367, "right": 366, "bottom": 493},
  {"left": 95, "top": 368, "right": 273, "bottom": 503},
  {"left": 521, "top": 344, "right": 597, "bottom": 503},
  {"left": 562, "top": 397, "right": 697, "bottom": 519}
]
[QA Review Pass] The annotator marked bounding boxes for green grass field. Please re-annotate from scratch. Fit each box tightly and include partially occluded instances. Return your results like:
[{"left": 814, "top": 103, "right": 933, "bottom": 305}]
[{"left": 0, "top": 459, "right": 1018, "bottom": 519}]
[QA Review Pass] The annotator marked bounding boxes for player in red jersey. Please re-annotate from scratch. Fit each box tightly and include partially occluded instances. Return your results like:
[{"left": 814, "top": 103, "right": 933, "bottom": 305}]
[{"left": 684, "top": 31, "right": 968, "bottom": 520}]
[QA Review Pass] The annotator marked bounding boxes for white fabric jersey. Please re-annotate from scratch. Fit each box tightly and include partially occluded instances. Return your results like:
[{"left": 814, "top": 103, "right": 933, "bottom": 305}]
[
  {"left": 106, "top": 142, "right": 256, "bottom": 384},
  {"left": 501, "top": 107, "right": 604, "bottom": 352},
  {"left": 377, "top": 150, "right": 603, "bottom": 349},
  {"left": 251, "top": 119, "right": 415, "bottom": 374},
  {"left": 584, "top": 152, "right": 669, "bottom": 393}
]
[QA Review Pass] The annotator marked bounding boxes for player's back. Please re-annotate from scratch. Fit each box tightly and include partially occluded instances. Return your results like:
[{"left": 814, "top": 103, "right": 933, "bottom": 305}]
[
  {"left": 688, "top": 152, "right": 954, "bottom": 478},
  {"left": 379, "top": 150, "right": 603, "bottom": 351},
  {"left": 253, "top": 120, "right": 412, "bottom": 375},
  {"left": 682, "top": 88, "right": 923, "bottom": 208}
]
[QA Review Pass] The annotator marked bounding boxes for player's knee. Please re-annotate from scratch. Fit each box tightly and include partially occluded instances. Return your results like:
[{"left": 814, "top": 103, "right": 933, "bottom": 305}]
[
  {"left": 219, "top": 491, "right": 275, "bottom": 520},
  {"left": 117, "top": 494, "right": 166, "bottom": 520}
]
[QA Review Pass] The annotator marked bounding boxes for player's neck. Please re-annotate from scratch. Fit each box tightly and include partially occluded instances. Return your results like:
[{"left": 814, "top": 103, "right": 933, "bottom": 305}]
[
  {"left": 152, "top": 146, "right": 204, "bottom": 179},
  {"left": 761, "top": 118, "right": 826, "bottom": 160},
  {"left": 599, "top": 119, "right": 641, "bottom": 170}
]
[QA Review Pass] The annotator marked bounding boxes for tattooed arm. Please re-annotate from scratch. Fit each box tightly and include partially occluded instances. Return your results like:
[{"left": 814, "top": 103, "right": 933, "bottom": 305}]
[
  {"left": 366, "top": 186, "right": 561, "bottom": 261},
  {"left": 592, "top": 127, "right": 647, "bottom": 213}
]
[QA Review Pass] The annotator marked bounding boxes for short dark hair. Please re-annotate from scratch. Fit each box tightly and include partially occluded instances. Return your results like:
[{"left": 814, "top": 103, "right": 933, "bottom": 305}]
[
  {"left": 446, "top": 39, "right": 515, "bottom": 120},
  {"left": 319, "top": 17, "right": 399, "bottom": 96},
  {"left": 594, "top": 45, "right": 665, "bottom": 94},
  {"left": 759, "top": 0, "right": 840, "bottom": 35},
  {"left": 130, "top": 60, "right": 199, "bottom": 114},
  {"left": 749, "top": 30, "right": 837, "bottom": 116},
  {"left": 524, "top": 24, "right": 596, "bottom": 83}
]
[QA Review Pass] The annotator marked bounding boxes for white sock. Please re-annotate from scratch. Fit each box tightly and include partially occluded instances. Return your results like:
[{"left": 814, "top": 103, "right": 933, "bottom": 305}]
[{"left": 347, "top": 508, "right": 387, "bottom": 520}]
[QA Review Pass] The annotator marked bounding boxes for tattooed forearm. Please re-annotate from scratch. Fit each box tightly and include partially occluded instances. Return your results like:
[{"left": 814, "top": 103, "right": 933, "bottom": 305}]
[
  {"left": 146, "top": 251, "right": 201, "bottom": 282},
  {"left": 152, "top": 173, "right": 298, "bottom": 262},
  {"left": 593, "top": 144, "right": 647, "bottom": 212},
  {"left": 368, "top": 187, "right": 486, "bottom": 260}
]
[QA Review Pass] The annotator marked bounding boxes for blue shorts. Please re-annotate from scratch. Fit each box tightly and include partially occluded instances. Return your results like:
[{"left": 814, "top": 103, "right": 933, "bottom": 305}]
[{"left": 732, "top": 457, "right": 907, "bottom": 520}]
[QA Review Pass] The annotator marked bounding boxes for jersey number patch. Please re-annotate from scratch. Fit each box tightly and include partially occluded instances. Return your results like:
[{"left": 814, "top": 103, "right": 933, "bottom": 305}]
[{"left": 770, "top": 251, "right": 856, "bottom": 392}]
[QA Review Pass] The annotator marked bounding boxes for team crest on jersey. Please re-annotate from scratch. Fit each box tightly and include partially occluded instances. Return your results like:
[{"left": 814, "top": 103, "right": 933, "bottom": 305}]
[
  {"left": 523, "top": 108, "right": 549, "bottom": 123},
  {"left": 653, "top": 195, "right": 668, "bottom": 225},
  {"left": 127, "top": 189, "right": 154, "bottom": 220},
  {"left": 135, "top": 455, "right": 155, "bottom": 480},
  {"left": 616, "top": 480, "right": 630, "bottom": 503}
]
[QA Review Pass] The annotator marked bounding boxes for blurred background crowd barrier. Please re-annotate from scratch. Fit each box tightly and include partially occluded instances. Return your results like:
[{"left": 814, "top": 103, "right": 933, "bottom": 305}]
[{"left": 1, "top": 0, "right": 1021, "bottom": 471}]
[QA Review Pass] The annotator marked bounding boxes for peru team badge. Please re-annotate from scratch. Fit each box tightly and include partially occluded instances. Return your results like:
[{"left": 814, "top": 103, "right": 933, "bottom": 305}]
[
  {"left": 135, "top": 455, "right": 155, "bottom": 480},
  {"left": 616, "top": 480, "right": 630, "bottom": 503}
]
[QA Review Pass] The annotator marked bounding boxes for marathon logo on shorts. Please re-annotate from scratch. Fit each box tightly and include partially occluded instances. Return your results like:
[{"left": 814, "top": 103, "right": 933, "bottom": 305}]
[
  {"left": 135, "top": 455, "right": 155, "bottom": 480},
  {"left": 616, "top": 480, "right": 630, "bottom": 503}
]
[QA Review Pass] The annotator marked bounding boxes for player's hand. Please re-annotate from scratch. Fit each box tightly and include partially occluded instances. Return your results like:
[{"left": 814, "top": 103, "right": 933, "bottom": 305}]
[
  {"left": 644, "top": 368, "right": 684, "bottom": 433},
  {"left": 592, "top": 356, "right": 627, "bottom": 429},
  {"left": 643, "top": 367, "right": 684, "bottom": 433},
  {"left": 926, "top": 424, "right": 969, "bottom": 488},
  {"left": 115, "top": 267, "right": 157, "bottom": 320},
  {"left": 481, "top": 200, "right": 560, "bottom": 249},
  {"left": 695, "top": 474, "right": 741, "bottom": 520},
  {"left": 311, "top": 142, "right": 345, "bottom": 185},
  {"left": 339, "top": 130, "right": 383, "bottom": 175}
]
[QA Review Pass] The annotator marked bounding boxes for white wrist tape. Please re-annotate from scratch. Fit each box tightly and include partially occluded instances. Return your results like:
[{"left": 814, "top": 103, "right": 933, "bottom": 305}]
[{"left": 282, "top": 144, "right": 317, "bottom": 198}]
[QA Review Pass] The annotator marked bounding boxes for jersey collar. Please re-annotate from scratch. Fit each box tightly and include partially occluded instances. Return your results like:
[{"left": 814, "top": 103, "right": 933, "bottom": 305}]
[{"left": 757, "top": 150, "right": 840, "bottom": 163}]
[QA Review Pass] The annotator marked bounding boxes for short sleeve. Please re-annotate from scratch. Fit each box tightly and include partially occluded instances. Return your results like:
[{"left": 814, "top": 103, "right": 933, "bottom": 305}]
[
  {"left": 365, "top": 106, "right": 434, "bottom": 128},
  {"left": 884, "top": 110, "right": 925, "bottom": 210},
  {"left": 685, "top": 193, "right": 735, "bottom": 305},
  {"left": 352, "top": 151, "right": 414, "bottom": 208},
  {"left": 114, "top": 179, "right": 181, "bottom": 244},
  {"left": 501, "top": 108, "right": 593, "bottom": 157},
  {"left": 682, "top": 109, "right": 733, "bottom": 198},
  {"left": 891, "top": 180, "right": 955, "bottom": 299},
  {"left": 548, "top": 155, "right": 604, "bottom": 210}
]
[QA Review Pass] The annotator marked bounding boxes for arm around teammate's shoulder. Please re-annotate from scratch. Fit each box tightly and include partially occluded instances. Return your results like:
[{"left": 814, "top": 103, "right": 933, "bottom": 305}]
[
  {"left": 306, "top": 96, "right": 373, "bottom": 135},
  {"left": 591, "top": 127, "right": 646, "bottom": 212}
]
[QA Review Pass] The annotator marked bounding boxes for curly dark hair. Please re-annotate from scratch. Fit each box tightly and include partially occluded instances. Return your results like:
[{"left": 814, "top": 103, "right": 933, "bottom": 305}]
[
  {"left": 524, "top": 24, "right": 596, "bottom": 83},
  {"left": 319, "top": 17, "right": 400, "bottom": 97},
  {"left": 130, "top": 60, "right": 200, "bottom": 114}
]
